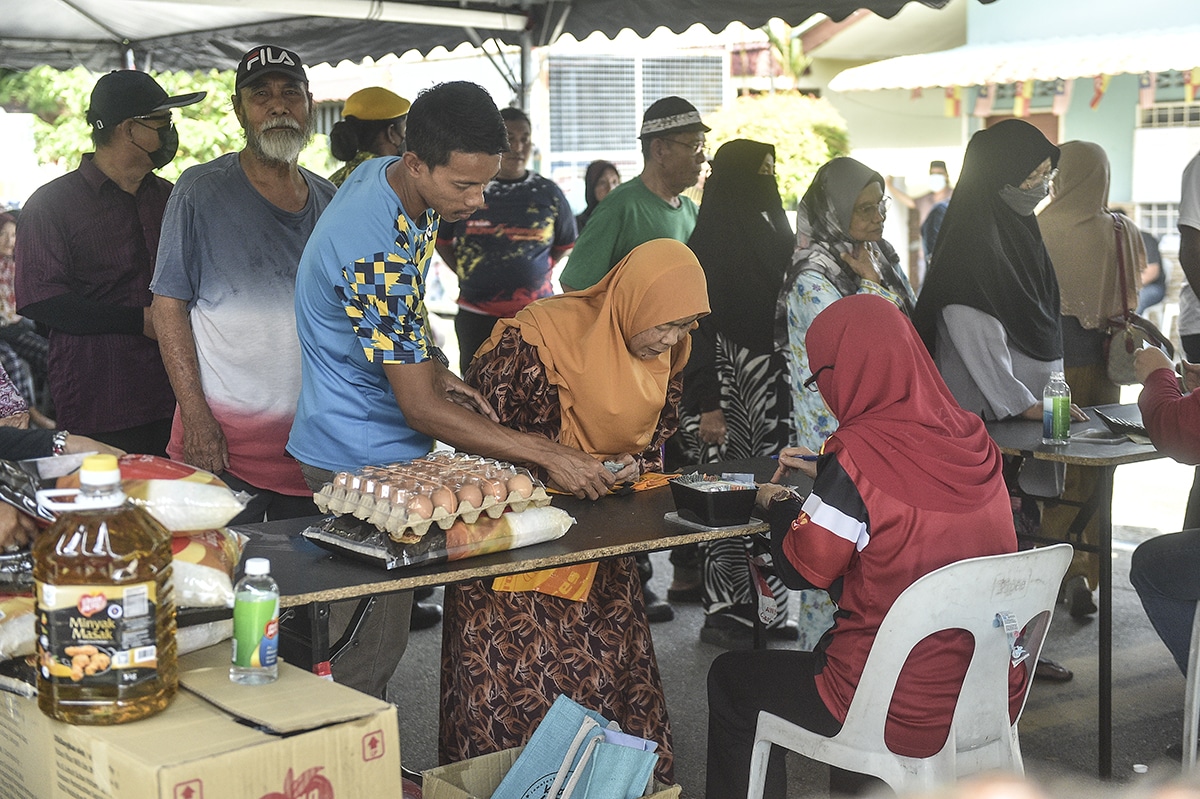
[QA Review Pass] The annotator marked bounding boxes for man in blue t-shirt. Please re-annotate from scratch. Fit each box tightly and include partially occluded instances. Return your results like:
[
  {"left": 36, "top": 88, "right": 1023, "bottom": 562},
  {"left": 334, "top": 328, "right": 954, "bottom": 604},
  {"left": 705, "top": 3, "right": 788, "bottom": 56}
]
[
  {"left": 436, "top": 106, "right": 576, "bottom": 374},
  {"left": 289, "top": 82, "right": 614, "bottom": 698}
]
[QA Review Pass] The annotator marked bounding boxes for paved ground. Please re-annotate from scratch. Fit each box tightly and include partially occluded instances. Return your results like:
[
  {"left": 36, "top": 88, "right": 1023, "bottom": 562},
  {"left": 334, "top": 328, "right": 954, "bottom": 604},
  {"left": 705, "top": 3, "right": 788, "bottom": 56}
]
[{"left": 390, "top": 388, "right": 1196, "bottom": 797}]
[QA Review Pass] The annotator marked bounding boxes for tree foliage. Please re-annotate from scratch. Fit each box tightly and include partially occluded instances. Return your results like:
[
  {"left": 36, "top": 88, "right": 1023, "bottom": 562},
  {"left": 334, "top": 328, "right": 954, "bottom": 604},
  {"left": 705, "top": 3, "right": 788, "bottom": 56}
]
[
  {"left": 761, "top": 20, "right": 812, "bottom": 91},
  {"left": 0, "top": 66, "right": 334, "bottom": 184},
  {"left": 703, "top": 92, "right": 850, "bottom": 209}
]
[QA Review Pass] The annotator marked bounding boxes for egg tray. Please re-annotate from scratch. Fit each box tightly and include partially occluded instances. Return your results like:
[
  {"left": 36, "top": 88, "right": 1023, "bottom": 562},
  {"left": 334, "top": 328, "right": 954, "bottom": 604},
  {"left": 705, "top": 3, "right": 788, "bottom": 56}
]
[{"left": 313, "top": 452, "right": 550, "bottom": 542}]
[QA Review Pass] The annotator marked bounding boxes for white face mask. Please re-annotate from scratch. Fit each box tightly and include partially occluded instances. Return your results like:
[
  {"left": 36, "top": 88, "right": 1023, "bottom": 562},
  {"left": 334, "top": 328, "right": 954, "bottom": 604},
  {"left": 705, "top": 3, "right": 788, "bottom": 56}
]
[{"left": 928, "top": 174, "right": 948, "bottom": 192}]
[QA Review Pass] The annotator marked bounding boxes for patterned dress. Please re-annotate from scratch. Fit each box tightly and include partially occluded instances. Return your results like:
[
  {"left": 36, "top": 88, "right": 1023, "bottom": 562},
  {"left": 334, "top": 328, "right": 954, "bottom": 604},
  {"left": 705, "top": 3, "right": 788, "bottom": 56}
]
[{"left": 439, "top": 326, "right": 679, "bottom": 783}]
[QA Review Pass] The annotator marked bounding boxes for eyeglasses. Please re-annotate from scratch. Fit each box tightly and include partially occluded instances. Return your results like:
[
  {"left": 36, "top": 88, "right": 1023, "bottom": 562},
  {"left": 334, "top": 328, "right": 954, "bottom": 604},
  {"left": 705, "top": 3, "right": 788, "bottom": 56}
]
[
  {"left": 852, "top": 196, "right": 891, "bottom": 218},
  {"left": 803, "top": 364, "right": 834, "bottom": 393},
  {"left": 131, "top": 113, "right": 174, "bottom": 131},
  {"left": 662, "top": 137, "right": 706, "bottom": 156},
  {"left": 1019, "top": 167, "right": 1058, "bottom": 191}
]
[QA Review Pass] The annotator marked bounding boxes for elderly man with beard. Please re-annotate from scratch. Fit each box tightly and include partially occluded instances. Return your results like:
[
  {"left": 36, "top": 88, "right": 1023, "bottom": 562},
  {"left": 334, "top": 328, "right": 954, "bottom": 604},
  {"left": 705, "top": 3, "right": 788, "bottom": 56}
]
[{"left": 151, "top": 45, "right": 336, "bottom": 523}]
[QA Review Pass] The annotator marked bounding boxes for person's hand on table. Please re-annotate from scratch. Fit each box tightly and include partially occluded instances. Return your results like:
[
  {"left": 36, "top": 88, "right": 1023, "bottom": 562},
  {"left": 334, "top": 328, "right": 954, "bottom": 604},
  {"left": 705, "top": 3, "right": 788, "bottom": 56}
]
[
  {"left": 608, "top": 453, "right": 640, "bottom": 483},
  {"left": 698, "top": 409, "right": 727, "bottom": 445},
  {"left": 432, "top": 361, "right": 500, "bottom": 422},
  {"left": 771, "top": 445, "right": 818, "bottom": 482},
  {"left": 541, "top": 447, "right": 614, "bottom": 500},
  {"left": 0, "top": 503, "right": 37, "bottom": 550},
  {"left": 755, "top": 482, "right": 797, "bottom": 513},
  {"left": 1019, "top": 402, "right": 1089, "bottom": 422}
]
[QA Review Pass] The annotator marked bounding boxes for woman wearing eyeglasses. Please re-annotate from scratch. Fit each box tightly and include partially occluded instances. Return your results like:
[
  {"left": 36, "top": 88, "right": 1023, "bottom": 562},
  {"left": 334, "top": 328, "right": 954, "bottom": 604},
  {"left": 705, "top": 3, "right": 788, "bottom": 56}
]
[
  {"left": 912, "top": 119, "right": 1084, "bottom": 683},
  {"left": 912, "top": 119, "right": 1085, "bottom": 428},
  {"left": 779, "top": 157, "right": 916, "bottom": 455},
  {"left": 777, "top": 157, "right": 917, "bottom": 650}
]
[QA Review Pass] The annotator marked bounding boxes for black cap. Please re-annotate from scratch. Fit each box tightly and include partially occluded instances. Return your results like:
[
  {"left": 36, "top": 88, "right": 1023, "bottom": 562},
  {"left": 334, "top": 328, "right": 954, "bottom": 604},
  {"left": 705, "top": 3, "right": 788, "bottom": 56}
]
[
  {"left": 86, "top": 71, "right": 205, "bottom": 131},
  {"left": 639, "top": 96, "right": 710, "bottom": 139},
  {"left": 235, "top": 45, "right": 308, "bottom": 91}
]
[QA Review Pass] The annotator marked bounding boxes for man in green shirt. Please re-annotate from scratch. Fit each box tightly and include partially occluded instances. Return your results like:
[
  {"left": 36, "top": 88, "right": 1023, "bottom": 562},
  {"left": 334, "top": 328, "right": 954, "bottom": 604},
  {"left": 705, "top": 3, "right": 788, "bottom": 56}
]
[{"left": 559, "top": 96, "right": 709, "bottom": 291}]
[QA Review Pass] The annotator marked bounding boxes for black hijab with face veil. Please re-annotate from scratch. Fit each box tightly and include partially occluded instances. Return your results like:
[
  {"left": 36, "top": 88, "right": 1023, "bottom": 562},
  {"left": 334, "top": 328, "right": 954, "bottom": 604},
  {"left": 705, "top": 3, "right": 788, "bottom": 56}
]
[
  {"left": 912, "top": 119, "right": 1063, "bottom": 361},
  {"left": 687, "top": 139, "right": 793, "bottom": 353}
]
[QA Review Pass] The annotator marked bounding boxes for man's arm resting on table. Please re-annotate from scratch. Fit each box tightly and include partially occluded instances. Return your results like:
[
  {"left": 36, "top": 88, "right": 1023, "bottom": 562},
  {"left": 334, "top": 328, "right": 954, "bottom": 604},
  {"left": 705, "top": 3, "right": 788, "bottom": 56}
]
[
  {"left": 384, "top": 359, "right": 613, "bottom": 499},
  {"left": 151, "top": 295, "right": 228, "bottom": 472},
  {"left": 1136, "top": 347, "right": 1200, "bottom": 464}
]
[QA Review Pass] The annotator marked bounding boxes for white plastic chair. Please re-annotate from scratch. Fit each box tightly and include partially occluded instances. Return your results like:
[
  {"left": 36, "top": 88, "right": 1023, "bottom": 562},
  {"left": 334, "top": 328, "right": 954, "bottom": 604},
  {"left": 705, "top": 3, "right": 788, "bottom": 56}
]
[
  {"left": 1182, "top": 602, "right": 1200, "bottom": 772},
  {"left": 746, "top": 543, "right": 1072, "bottom": 797}
]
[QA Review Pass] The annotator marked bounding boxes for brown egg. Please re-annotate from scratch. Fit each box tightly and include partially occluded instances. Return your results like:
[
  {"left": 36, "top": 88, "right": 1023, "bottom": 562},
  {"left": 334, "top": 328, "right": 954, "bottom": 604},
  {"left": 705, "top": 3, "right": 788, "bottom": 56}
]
[
  {"left": 479, "top": 478, "right": 507, "bottom": 501},
  {"left": 406, "top": 494, "right": 433, "bottom": 520},
  {"left": 507, "top": 473, "right": 535, "bottom": 499},
  {"left": 456, "top": 483, "right": 484, "bottom": 508},
  {"left": 430, "top": 486, "right": 458, "bottom": 514}
]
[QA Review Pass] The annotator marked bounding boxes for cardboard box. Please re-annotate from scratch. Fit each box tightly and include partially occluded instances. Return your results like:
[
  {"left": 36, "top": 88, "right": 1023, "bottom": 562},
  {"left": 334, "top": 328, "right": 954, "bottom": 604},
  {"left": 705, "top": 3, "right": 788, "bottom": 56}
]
[
  {"left": 422, "top": 747, "right": 681, "bottom": 799},
  {"left": 0, "top": 645, "right": 400, "bottom": 799}
]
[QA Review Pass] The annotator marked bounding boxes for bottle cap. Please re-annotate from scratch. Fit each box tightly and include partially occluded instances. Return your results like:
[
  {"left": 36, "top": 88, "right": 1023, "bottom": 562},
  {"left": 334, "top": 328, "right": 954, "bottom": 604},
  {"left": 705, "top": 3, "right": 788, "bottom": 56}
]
[
  {"left": 79, "top": 454, "right": 121, "bottom": 487},
  {"left": 244, "top": 557, "right": 270, "bottom": 576}
]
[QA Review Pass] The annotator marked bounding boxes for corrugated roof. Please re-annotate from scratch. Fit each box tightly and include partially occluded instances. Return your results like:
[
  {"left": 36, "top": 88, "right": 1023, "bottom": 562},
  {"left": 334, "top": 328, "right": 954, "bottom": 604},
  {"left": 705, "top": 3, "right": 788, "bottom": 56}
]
[{"left": 828, "top": 27, "right": 1200, "bottom": 91}]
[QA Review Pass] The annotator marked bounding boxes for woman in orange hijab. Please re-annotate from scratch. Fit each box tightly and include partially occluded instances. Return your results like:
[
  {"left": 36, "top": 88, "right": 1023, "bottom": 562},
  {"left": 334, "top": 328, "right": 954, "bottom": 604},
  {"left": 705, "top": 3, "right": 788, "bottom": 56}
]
[{"left": 438, "top": 239, "right": 709, "bottom": 784}]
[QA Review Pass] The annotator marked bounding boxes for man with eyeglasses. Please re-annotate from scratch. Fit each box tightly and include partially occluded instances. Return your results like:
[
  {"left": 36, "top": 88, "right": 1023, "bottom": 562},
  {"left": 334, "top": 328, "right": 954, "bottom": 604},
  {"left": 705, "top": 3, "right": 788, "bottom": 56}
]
[
  {"left": 14, "top": 71, "right": 204, "bottom": 455},
  {"left": 560, "top": 95, "right": 709, "bottom": 294}
]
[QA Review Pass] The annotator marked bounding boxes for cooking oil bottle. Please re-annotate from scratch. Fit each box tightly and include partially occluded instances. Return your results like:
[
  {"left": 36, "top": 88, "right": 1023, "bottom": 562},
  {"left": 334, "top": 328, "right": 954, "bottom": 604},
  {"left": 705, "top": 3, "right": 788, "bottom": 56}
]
[{"left": 33, "top": 453, "right": 177, "bottom": 724}]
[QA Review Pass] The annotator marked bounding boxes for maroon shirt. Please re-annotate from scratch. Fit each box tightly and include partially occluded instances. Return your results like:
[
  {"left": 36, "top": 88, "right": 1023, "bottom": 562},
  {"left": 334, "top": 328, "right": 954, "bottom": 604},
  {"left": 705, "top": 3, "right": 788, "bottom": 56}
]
[{"left": 14, "top": 154, "right": 175, "bottom": 434}]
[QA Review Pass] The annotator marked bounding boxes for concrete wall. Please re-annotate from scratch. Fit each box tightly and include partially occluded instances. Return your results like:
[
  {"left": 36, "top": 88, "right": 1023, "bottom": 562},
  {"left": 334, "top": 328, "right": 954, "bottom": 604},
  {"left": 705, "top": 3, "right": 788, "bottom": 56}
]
[{"left": 1060, "top": 74, "right": 1140, "bottom": 204}]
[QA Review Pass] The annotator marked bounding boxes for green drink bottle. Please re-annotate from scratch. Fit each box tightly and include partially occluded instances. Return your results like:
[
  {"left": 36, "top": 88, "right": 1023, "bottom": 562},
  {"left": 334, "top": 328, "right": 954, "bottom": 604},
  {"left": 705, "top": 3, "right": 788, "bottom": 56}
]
[
  {"left": 230, "top": 557, "right": 279, "bottom": 684},
  {"left": 1042, "top": 371, "right": 1071, "bottom": 445}
]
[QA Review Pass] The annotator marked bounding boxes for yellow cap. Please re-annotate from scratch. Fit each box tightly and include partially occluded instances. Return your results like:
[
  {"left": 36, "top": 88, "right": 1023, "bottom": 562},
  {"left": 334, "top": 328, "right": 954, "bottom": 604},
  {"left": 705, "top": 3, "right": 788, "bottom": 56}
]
[
  {"left": 82, "top": 454, "right": 119, "bottom": 472},
  {"left": 342, "top": 87, "right": 410, "bottom": 121}
]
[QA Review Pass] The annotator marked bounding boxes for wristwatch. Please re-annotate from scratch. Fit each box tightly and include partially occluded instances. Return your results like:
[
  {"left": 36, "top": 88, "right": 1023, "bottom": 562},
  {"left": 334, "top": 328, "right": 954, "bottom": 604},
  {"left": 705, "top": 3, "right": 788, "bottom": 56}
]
[{"left": 51, "top": 430, "right": 69, "bottom": 456}]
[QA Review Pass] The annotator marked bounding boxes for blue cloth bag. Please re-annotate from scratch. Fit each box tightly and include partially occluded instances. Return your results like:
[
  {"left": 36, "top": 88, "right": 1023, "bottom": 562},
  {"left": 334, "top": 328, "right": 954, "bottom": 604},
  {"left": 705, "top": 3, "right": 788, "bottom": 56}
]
[{"left": 491, "top": 695, "right": 661, "bottom": 799}]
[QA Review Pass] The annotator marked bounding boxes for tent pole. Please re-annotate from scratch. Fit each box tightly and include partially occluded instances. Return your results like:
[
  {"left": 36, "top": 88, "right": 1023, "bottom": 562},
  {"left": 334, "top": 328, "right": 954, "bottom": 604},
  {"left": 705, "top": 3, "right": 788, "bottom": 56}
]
[{"left": 520, "top": 29, "right": 531, "bottom": 110}]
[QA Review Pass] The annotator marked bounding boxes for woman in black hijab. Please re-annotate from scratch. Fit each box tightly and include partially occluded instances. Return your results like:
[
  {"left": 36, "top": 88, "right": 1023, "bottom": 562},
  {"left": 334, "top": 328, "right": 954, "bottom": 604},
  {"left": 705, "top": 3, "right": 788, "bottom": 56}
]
[
  {"left": 575, "top": 160, "right": 621, "bottom": 230},
  {"left": 913, "top": 119, "right": 1084, "bottom": 423},
  {"left": 674, "top": 139, "right": 795, "bottom": 648},
  {"left": 911, "top": 119, "right": 1084, "bottom": 683}
]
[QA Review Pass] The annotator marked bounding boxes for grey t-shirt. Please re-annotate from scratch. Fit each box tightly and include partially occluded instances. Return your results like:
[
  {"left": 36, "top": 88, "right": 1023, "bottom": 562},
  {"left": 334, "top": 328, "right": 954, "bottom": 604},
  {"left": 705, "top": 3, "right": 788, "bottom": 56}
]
[{"left": 151, "top": 152, "right": 336, "bottom": 493}]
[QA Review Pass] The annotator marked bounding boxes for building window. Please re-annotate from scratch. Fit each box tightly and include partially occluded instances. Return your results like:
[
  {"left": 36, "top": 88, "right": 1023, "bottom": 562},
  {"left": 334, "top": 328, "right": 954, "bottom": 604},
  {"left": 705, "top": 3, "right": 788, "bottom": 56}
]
[
  {"left": 1136, "top": 203, "right": 1179, "bottom": 239},
  {"left": 1138, "top": 103, "right": 1200, "bottom": 128},
  {"left": 548, "top": 54, "right": 723, "bottom": 153}
]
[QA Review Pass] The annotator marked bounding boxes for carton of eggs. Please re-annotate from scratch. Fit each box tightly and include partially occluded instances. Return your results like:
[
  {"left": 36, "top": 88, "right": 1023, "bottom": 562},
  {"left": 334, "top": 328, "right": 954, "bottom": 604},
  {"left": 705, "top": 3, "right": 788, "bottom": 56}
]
[{"left": 314, "top": 451, "right": 550, "bottom": 541}]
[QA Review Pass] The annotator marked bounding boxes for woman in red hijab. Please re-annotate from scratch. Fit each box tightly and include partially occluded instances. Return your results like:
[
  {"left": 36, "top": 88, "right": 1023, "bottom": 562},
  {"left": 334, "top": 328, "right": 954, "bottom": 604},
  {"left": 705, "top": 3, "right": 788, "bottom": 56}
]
[{"left": 706, "top": 293, "right": 1021, "bottom": 799}]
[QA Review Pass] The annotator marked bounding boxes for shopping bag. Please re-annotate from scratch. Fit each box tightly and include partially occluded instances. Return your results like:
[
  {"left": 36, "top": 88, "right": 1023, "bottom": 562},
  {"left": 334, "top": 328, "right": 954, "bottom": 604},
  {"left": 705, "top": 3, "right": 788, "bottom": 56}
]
[
  {"left": 561, "top": 729, "right": 659, "bottom": 799},
  {"left": 491, "top": 695, "right": 613, "bottom": 799}
]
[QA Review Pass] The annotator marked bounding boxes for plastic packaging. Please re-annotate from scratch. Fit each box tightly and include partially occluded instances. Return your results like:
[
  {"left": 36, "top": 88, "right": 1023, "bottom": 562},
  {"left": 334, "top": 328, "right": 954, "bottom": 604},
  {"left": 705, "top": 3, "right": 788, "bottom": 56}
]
[
  {"left": 231, "top": 557, "right": 279, "bottom": 684},
  {"left": 1042, "top": 371, "right": 1071, "bottom": 445},
  {"left": 303, "top": 505, "right": 576, "bottom": 570},
  {"left": 33, "top": 454, "right": 177, "bottom": 724},
  {"left": 314, "top": 452, "right": 550, "bottom": 541}
]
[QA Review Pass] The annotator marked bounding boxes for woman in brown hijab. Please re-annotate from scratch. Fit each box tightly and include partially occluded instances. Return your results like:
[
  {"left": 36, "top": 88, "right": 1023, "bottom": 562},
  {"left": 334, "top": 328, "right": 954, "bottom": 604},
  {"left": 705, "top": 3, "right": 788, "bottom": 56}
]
[
  {"left": 438, "top": 238, "right": 710, "bottom": 784},
  {"left": 1038, "top": 140, "right": 1144, "bottom": 616}
]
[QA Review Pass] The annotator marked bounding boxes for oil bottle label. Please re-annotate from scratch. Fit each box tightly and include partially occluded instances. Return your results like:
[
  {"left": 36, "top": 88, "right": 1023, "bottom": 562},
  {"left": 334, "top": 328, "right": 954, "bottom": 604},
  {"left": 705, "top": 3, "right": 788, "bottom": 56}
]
[{"left": 36, "top": 581, "right": 158, "bottom": 688}]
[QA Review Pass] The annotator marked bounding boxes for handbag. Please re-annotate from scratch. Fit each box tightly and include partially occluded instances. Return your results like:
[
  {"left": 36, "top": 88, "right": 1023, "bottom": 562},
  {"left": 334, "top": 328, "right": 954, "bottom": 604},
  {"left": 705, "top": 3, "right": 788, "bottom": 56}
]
[
  {"left": 1105, "top": 213, "right": 1173, "bottom": 385},
  {"left": 491, "top": 695, "right": 660, "bottom": 799}
]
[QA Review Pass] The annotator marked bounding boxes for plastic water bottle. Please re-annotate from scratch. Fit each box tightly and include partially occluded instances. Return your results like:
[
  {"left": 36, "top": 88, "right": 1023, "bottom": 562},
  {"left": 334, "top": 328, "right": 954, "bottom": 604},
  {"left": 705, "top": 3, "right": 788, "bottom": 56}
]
[
  {"left": 1042, "top": 371, "right": 1071, "bottom": 445},
  {"left": 230, "top": 557, "right": 280, "bottom": 684}
]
